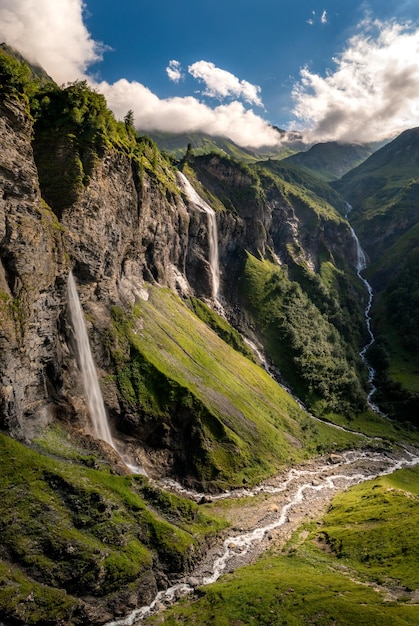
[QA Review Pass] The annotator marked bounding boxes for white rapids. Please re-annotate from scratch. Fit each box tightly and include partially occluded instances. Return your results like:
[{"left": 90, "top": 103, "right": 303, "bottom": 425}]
[{"left": 105, "top": 445, "right": 419, "bottom": 625}]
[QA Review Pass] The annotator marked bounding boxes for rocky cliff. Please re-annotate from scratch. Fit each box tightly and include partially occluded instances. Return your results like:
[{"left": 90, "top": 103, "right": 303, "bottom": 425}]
[{"left": 0, "top": 88, "right": 368, "bottom": 458}]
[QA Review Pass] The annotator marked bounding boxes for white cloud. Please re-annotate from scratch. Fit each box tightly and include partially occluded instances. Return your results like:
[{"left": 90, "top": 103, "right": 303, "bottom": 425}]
[
  {"left": 321, "top": 10, "right": 328, "bottom": 24},
  {"left": 166, "top": 59, "right": 183, "bottom": 83},
  {"left": 0, "top": 0, "right": 102, "bottom": 83},
  {"left": 94, "top": 78, "right": 279, "bottom": 147},
  {"left": 0, "top": 0, "right": 277, "bottom": 147},
  {"left": 291, "top": 19, "right": 419, "bottom": 143},
  {"left": 188, "top": 60, "right": 264, "bottom": 107}
]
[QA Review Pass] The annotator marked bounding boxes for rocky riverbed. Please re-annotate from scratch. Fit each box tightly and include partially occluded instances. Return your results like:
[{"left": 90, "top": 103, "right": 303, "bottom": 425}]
[{"left": 106, "top": 444, "right": 419, "bottom": 625}]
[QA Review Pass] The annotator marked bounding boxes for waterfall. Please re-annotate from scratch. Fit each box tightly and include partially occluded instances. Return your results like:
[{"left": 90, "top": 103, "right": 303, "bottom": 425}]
[
  {"left": 348, "top": 226, "right": 381, "bottom": 413},
  {"left": 67, "top": 271, "right": 115, "bottom": 448},
  {"left": 178, "top": 172, "right": 220, "bottom": 298}
]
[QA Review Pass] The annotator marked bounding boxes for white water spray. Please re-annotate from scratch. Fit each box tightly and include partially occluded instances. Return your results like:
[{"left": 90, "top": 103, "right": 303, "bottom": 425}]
[
  {"left": 67, "top": 272, "right": 115, "bottom": 448},
  {"left": 178, "top": 172, "right": 220, "bottom": 298}
]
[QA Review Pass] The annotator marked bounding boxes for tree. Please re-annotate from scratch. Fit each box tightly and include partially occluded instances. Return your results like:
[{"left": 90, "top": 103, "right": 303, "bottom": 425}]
[{"left": 124, "top": 109, "right": 135, "bottom": 132}]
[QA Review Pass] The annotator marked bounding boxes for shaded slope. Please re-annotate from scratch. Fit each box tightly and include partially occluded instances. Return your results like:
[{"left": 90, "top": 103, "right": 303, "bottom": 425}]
[
  {"left": 333, "top": 128, "right": 419, "bottom": 419},
  {"left": 0, "top": 431, "right": 226, "bottom": 625},
  {"left": 283, "top": 141, "right": 372, "bottom": 181},
  {"left": 334, "top": 127, "right": 419, "bottom": 262}
]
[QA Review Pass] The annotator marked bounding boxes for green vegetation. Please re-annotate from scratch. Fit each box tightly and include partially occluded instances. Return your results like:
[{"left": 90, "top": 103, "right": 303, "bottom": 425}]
[
  {"left": 366, "top": 243, "right": 419, "bottom": 423},
  {"left": 282, "top": 140, "right": 372, "bottom": 181},
  {"left": 0, "top": 430, "right": 225, "bottom": 625},
  {"left": 105, "top": 287, "right": 363, "bottom": 490},
  {"left": 240, "top": 253, "right": 366, "bottom": 418},
  {"left": 149, "top": 467, "right": 419, "bottom": 626},
  {"left": 339, "top": 133, "right": 419, "bottom": 421},
  {"left": 0, "top": 46, "right": 179, "bottom": 217},
  {"left": 188, "top": 153, "right": 265, "bottom": 215},
  {"left": 321, "top": 467, "right": 419, "bottom": 590},
  {"left": 257, "top": 158, "right": 346, "bottom": 210},
  {"left": 187, "top": 297, "right": 255, "bottom": 360},
  {"left": 149, "top": 130, "right": 296, "bottom": 163}
]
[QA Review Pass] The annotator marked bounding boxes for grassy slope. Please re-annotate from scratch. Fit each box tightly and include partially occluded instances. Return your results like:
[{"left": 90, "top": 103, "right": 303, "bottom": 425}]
[
  {"left": 108, "top": 287, "right": 364, "bottom": 490},
  {"left": 239, "top": 253, "right": 366, "bottom": 419},
  {"left": 0, "top": 429, "right": 226, "bottom": 625},
  {"left": 149, "top": 467, "right": 419, "bottom": 626},
  {"left": 281, "top": 141, "right": 372, "bottom": 182},
  {"left": 149, "top": 131, "right": 296, "bottom": 162},
  {"left": 332, "top": 130, "right": 419, "bottom": 419}
]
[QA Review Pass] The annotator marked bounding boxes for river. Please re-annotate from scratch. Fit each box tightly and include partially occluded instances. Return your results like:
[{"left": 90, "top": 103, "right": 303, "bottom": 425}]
[{"left": 106, "top": 444, "right": 419, "bottom": 625}]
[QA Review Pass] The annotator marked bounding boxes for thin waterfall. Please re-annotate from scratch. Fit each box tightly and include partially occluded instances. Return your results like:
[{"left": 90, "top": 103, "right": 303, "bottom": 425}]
[
  {"left": 348, "top": 225, "right": 381, "bottom": 413},
  {"left": 67, "top": 271, "right": 115, "bottom": 448},
  {"left": 178, "top": 172, "right": 220, "bottom": 298}
]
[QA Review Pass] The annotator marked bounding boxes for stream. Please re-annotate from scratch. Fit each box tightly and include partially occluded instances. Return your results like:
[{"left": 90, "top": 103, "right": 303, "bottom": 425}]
[{"left": 106, "top": 445, "right": 419, "bottom": 626}]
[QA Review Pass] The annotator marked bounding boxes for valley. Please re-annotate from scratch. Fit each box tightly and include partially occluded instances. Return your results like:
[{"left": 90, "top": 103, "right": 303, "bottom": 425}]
[{"left": 0, "top": 45, "right": 418, "bottom": 625}]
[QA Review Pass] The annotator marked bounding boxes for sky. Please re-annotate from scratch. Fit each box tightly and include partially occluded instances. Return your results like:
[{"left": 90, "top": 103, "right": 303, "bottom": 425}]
[{"left": 1, "top": 0, "right": 419, "bottom": 147}]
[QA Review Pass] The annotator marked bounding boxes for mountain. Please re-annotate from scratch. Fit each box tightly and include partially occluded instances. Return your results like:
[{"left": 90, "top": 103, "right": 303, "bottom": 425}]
[
  {"left": 0, "top": 42, "right": 54, "bottom": 84},
  {"left": 334, "top": 129, "right": 419, "bottom": 419},
  {"left": 0, "top": 47, "right": 418, "bottom": 625},
  {"left": 148, "top": 129, "right": 304, "bottom": 162},
  {"left": 282, "top": 141, "right": 373, "bottom": 181}
]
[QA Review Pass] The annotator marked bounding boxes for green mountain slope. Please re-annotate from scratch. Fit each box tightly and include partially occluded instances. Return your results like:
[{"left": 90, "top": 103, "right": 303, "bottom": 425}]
[
  {"left": 333, "top": 128, "right": 419, "bottom": 420},
  {"left": 282, "top": 141, "right": 372, "bottom": 181},
  {"left": 106, "top": 287, "right": 363, "bottom": 490},
  {"left": 149, "top": 130, "right": 298, "bottom": 162},
  {"left": 334, "top": 127, "right": 419, "bottom": 261},
  {"left": 0, "top": 431, "right": 226, "bottom": 625}
]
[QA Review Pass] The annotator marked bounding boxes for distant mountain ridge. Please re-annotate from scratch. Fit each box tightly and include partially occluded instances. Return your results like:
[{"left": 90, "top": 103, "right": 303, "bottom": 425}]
[
  {"left": 148, "top": 129, "right": 306, "bottom": 162},
  {"left": 282, "top": 141, "right": 374, "bottom": 181}
]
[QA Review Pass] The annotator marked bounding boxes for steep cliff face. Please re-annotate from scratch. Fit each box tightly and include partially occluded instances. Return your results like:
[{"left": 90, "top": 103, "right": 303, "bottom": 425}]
[
  {"left": 0, "top": 98, "right": 68, "bottom": 439},
  {"left": 0, "top": 94, "right": 367, "bottom": 449}
]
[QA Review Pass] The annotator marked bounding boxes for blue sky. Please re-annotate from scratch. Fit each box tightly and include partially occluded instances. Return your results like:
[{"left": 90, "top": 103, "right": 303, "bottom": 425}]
[{"left": 1, "top": 0, "right": 419, "bottom": 146}]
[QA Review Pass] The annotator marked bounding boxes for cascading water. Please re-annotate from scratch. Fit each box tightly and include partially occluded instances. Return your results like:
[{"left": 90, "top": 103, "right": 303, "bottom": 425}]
[
  {"left": 346, "top": 207, "right": 381, "bottom": 413},
  {"left": 178, "top": 172, "right": 220, "bottom": 298},
  {"left": 67, "top": 271, "right": 115, "bottom": 449}
]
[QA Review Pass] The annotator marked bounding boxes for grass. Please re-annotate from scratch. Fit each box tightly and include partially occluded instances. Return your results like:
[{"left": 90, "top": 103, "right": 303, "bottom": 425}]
[
  {"left": 148, "top": 467, "right": 419, "bottom": 626},
  {"left": 0, "top": 431, "right": 226, "bottom": 624},
  {"left": 107, "top": 286, "right": 366, "bottom": 490},
  {"left": 320, "top": 466, "right": 419, "bottom": 590},
  {"left": 239, "top": 253, "right": 367, "bottom": 419}
]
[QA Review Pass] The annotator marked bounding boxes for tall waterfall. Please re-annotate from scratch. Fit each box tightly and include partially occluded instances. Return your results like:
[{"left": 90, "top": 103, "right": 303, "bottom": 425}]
[
  {"left": 67, "top": 272, "right": 115, "bottom": 448},
  {"left": 178, "top": 172, "right": 220, "bottom": 298},
  {"left": 349, "top": 226, "right": 381, "bottom": 413}
]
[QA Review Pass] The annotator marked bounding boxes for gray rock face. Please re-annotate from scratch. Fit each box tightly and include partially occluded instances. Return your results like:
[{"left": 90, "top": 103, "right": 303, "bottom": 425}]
[
  {"left": 0, "top": 98, "right": 224, "bottom": 441},
  {"left": 0, "top": 97, "right": 356, "bottom": 447},
  {"left": 0, "top": 98, "right": 68, "bottom": 439}
]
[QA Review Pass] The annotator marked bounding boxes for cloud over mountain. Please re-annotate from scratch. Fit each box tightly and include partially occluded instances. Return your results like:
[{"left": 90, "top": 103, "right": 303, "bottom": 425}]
[
  {"left": 291, "top": 19, "right": 419, "bottom": 143},
  {"left": 2, "top": 1, "right": 419, "bottom": 147},
  {"left": 0, "top": 0, "right": 102, "bottom": 82},
  {"left": 94, "top": 78, "right": 278, "bottom": 147},
  {"left": 0, "top": 0, "right": 278, "bottom": 148}
]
